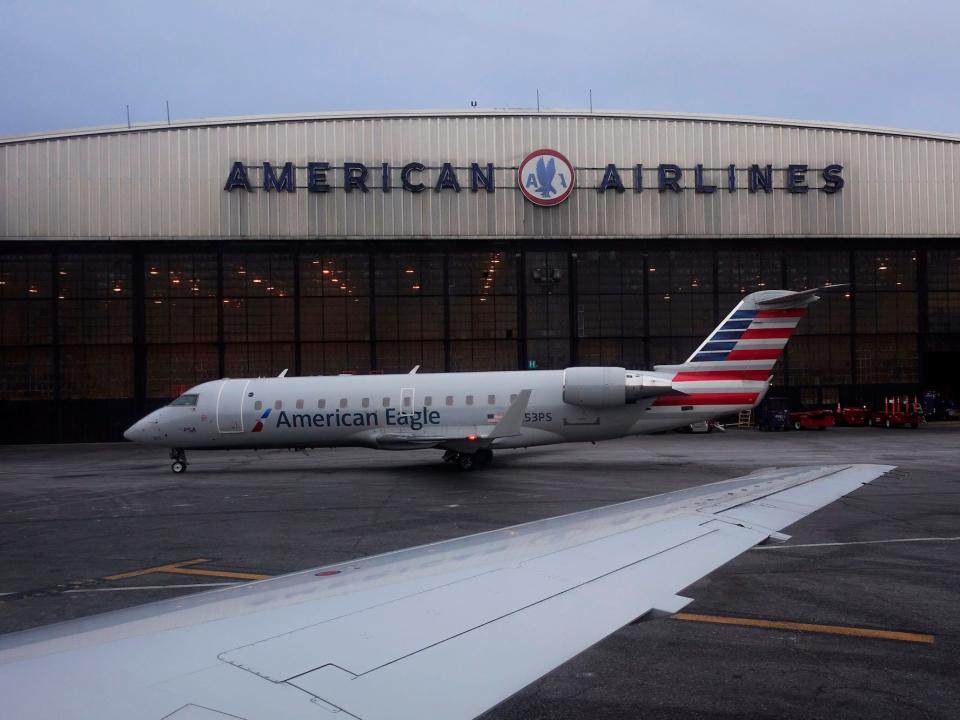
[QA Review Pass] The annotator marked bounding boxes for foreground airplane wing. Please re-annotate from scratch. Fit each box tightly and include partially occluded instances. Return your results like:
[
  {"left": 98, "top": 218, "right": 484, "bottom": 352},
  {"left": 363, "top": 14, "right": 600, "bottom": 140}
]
[{"left": 0, "top": 464, "right": 893, "bottom": 720}]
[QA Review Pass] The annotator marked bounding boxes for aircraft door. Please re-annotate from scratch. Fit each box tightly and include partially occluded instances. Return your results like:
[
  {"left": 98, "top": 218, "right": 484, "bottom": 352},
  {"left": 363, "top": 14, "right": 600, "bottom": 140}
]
[{"left": 217, "top": 379, "right": 250, "bottom": 433}]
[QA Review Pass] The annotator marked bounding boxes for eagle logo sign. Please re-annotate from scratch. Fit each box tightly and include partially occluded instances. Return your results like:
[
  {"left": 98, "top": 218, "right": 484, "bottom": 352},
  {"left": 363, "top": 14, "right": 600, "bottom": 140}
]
[{"left": 517, "top": 149, "right": 576, "bottom": 206}]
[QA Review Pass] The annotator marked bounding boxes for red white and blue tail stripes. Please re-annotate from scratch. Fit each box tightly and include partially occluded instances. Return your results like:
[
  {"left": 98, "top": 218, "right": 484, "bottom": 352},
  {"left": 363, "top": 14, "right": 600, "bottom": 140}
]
[
  {"left": 653, "top": 292, "right": 809, "bottom": 409},
  {"left": 684, "top": 307, "right": 805, "bottom": 370}
]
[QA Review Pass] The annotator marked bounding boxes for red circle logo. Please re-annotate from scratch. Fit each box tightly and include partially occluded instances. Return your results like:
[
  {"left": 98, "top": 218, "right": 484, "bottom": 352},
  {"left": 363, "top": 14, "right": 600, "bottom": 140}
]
[{"left": 517, "top": 148, "right": 576, "bottom": 207}]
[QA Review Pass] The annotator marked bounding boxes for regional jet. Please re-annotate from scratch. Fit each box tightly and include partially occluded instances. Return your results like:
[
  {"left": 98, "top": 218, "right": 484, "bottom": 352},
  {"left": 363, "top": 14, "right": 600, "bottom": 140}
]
[
  {"left": 0, "top": 463, "right": 893, "bottom": 719},
  {"left": 125, "top": 287, "right": 839, "bottom": 472}
]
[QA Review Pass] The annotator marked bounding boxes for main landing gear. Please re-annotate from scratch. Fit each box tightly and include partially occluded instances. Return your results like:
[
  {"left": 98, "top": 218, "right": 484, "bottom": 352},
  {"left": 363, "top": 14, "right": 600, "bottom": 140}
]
[
  {"left": 442, "top": 448, "right": 493, "bottom": 472},
  {"left": 170, "top": 449, "right": 188, "bottom": 474}
]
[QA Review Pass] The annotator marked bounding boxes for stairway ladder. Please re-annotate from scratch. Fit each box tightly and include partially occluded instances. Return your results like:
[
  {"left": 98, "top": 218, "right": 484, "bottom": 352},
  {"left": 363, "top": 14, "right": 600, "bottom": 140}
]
[{"left": 737, "top": 409, "right": 753, "bottom": 429}]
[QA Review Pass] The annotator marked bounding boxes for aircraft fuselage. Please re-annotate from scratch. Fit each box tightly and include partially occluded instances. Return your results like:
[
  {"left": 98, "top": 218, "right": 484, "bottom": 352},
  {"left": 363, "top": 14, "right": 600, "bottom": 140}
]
[{"left": 124, "top": 370, "right": 731, "bottom": 452}]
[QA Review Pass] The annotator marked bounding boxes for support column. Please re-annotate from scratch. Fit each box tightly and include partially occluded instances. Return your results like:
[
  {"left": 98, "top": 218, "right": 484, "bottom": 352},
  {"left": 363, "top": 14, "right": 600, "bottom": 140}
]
[{"left": 132, "top": 246, "right": 146, "bottom": 415}]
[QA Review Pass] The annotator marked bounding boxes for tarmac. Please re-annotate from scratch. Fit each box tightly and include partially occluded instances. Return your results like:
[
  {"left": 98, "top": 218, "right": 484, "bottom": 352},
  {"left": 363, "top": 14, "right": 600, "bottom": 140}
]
[{"left": 1, "top": 425, "right": 958, "bottom": 719}]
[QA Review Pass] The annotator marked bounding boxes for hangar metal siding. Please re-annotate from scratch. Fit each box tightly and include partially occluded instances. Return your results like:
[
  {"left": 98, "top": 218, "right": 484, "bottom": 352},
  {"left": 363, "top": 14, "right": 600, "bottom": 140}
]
[{"left": 1, "top": 111, "right": 959, "bottom": 240}]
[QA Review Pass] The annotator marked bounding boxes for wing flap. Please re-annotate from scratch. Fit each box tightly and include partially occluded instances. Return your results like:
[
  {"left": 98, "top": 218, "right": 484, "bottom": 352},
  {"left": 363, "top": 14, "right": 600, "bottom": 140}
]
[
  {"left": 219, "top": 514, "right": 716, "bottom": 682},
  {"left": 287, "top": 522, "right": 762, "bottom": 720}
]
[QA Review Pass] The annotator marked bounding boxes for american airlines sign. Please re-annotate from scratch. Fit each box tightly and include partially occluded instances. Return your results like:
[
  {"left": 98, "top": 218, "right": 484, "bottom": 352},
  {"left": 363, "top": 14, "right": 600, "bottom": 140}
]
[{"left": 223, "top": 149, "right": 845, "bottom": 206}]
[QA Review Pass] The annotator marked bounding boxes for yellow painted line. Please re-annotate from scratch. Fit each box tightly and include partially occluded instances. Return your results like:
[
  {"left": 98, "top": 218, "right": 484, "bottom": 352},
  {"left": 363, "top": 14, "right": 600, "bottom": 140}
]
[
  {"left": 672, "top": 613, "right": 934, "bottom": 644},
  {"left": 104, "top": 558, "right": 212, "bottom": 580},
  {"left": 156, "top": 566, "right": 271, "bottom": 581},
  {"left": 105, "top": 559, "right": 270, "bottom": 582}
]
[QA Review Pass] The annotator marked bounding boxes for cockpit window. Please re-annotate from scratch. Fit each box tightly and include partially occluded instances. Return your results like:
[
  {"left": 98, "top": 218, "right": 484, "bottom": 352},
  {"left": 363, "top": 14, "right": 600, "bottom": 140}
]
[{"left": 169, "top": 393, "right": 199, "bottom": 407}]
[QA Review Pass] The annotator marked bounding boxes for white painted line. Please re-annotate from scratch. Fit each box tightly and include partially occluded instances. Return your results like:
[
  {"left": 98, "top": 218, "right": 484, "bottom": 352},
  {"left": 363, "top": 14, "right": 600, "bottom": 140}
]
[
  {"left": 64, "top": 582, "right": 242, "bottom": 593},
  {"left": 753, "top": 536, "right": 960, "bottom": 550}
]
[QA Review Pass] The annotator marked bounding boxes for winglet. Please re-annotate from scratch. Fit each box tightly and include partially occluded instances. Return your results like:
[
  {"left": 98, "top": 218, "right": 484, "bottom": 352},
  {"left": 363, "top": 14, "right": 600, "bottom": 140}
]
[
  {"left": 486, "top": 389, "right": 532, "bottom": 440},
  {"left": 409, "top": 365, "right": 420, "bottom": 374},
  {"left": 278, "top": 369, "right": 289, "bottom": 378}
]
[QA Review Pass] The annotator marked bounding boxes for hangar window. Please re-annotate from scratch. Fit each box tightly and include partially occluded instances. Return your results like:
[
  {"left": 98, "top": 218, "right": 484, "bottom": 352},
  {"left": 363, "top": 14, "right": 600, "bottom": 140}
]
[
  {"left": 424, "top": 396, "right": 433, "bottom": 406},
  {"left": 274, "top": 400, "right": 282, "bottom": 410},
  {"left": 446, "top": 395, "right": 454, "bottom": 406},
  {"left": 362, "top": 397, "right": 370, "bottom": 408},
  {"left": 466, "top": 395, "right": 474, "bottom": 405},
  {"left": 340, "top": 398, "right": 348, "bottom": 409},
  {"left": 487, "top": 394, "right": 496, "bottom": 405},
  {"left": 296, "top": 399, "right": 304, "bottom": 409},
  {"left": 169, "top": 394, "right": 198, "bottom": 407},
  {"left": 254, "top": 401, "right": 263, "bottom": 411},
  {"left": 318, "top": 399, "right": 326, "bottom": 409}
]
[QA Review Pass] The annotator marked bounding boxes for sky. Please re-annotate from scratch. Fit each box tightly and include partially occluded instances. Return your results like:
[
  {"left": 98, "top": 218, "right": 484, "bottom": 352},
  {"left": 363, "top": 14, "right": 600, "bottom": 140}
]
[{"left": 2, "top": 0, "right": 958, "bottom": 136}]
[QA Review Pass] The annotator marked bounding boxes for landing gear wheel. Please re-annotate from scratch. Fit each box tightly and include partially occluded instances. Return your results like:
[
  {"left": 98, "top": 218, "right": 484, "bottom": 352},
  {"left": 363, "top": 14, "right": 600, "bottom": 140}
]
[
  {"left": 793, "top": 420, "right": 802, "bottom": 431},
  {"left": 456, "top": 453, "right": 476, "bottom": 472},
  {"left": 476, "top": 448, "right": 493, "bottom": 467},
  {"left": 169, "top": 449, "right": 187, "bottom": 473},
  {"left": 884, "top": 419, "right": 892, "bottom": 429}
]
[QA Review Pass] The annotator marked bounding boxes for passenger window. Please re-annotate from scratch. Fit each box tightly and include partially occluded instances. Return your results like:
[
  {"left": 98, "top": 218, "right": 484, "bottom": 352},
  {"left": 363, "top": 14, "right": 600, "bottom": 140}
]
[
  {"left": 254, "top": 400, "right": 263, "bottom": 411},
  {"left": 487, "top": 394, "right": 495, "bottom": 405},
  {"left": 340, "top": 398, "right": 348, "bottom": 409},
  {"left": 274, "top": 400, "right": 282, "bottom": 410},
  {"left": 169, "top": 393, "right": 198, "bottom": 407},
  {"left": 466, "top": 395, "right": 474, "bottom": 406},
  {"left": 446, "top": 395, "right": 454, "bottom": 406},
  {"left": 382, "top": 396, "right": 390, "bottom": 407},
  {"left": 362, "top": 397, "right": 370, "bottom": 408},
  {"left": 424, "top": 396, "right": 432, "bottom": 406},
  {"left": 318, "top": 399, "right": 326, "bottom": 409},
  {"left": 296, "top": 399, "right": 304, "bottom": 410}
]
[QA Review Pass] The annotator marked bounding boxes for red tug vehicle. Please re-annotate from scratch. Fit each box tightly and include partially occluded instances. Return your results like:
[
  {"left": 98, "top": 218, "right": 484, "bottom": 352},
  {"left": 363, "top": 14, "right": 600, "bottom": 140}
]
[{"left": 866, "top": 396, "right": 924, "bottom": 429}]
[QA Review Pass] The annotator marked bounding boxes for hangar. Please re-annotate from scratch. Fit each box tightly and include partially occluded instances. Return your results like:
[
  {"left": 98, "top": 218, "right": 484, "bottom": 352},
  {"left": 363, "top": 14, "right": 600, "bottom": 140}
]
[{"left": 0, "top": 109, "right": 958, "bottom": 442}]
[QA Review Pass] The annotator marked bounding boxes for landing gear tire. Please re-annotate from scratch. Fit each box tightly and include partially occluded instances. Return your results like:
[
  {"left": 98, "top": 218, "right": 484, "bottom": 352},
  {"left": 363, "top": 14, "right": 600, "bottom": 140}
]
[
  {"left": 456, "top": 453, "right": 476, "bottom": 472},
  {"left": 169, "top": 449, "right": 187, "bottom": 473},
  {"left": 476, "top": 448, "right": 493, "bottom": 467},
  {"left": 793, "top": 420, "right": 802, "bottom": 431}
]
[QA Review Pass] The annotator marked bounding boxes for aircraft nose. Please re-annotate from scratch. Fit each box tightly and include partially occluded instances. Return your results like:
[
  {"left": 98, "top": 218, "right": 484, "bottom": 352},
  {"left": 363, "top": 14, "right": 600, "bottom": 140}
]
[{"left": 123, "top": 420, "right": 142, "bottom": 442}]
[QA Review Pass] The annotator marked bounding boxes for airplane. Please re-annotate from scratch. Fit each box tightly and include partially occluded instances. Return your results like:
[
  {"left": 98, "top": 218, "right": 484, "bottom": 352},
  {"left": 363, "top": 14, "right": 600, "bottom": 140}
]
[
  {"left": 124, "top": 287, "right": 842, "bottom": 472},
  {"left": 0, "top": 462, "right": 894, "bottom": 719}
]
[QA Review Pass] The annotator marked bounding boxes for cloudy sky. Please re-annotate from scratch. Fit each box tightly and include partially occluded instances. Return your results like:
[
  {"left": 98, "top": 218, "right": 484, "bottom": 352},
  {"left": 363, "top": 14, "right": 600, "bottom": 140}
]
[{"left": 2, "top": 0, "right": 957, "bottom": 136}]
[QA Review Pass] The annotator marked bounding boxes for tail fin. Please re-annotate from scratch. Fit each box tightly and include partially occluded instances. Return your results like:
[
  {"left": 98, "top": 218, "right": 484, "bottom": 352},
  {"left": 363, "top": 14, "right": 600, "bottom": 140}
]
[{"left": 653, "top": 287, "right": 840, "bottom": 409}]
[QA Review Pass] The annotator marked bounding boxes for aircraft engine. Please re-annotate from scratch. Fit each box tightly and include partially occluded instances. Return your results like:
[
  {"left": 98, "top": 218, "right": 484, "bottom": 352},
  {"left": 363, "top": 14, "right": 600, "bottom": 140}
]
[{"left": 562, "top": 367, "right": 675, "bottom": 407}]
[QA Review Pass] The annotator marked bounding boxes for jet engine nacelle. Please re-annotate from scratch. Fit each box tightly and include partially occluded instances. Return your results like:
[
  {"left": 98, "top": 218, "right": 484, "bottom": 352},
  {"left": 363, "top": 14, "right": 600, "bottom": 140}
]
[{"left": 562, "top": 367, "right": 675, "bottom": 407}]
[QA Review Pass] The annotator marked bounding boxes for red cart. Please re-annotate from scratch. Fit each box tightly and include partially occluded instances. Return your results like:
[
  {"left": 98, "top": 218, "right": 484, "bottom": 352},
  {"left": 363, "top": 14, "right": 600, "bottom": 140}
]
[{"left": 868, "top": 396, "right": 924, "bottom": 429}]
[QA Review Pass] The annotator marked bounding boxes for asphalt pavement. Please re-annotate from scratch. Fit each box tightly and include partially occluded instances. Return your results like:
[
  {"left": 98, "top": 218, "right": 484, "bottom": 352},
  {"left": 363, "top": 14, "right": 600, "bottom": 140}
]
[{"left": 0, "top": 425, "right": 957, "bottom": 719}]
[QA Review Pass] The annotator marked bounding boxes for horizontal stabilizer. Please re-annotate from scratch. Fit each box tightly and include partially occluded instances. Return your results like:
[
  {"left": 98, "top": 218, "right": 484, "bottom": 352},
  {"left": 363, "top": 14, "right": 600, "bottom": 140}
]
[{"left": 756, "top": 284, "right": 849, "bottom": 308}]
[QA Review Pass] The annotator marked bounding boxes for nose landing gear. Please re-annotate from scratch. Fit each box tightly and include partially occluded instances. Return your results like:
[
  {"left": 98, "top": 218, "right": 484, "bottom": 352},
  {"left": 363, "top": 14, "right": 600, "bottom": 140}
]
[{"left": 170, "top": 449, "right": 188, "bottom": 473}]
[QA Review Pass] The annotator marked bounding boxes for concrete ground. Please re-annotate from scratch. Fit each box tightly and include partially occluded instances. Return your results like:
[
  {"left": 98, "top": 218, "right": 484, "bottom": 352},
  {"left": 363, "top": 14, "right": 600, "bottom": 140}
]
[{"left": 0, "top": 426, "right": 958, "bottom": 719}]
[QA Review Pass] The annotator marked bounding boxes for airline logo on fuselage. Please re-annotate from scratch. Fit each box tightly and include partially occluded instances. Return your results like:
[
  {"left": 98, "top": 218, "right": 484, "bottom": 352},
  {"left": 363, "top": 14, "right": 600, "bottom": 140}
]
[{"left": 262, "top": 406, "right": 441, "bottom": 432}]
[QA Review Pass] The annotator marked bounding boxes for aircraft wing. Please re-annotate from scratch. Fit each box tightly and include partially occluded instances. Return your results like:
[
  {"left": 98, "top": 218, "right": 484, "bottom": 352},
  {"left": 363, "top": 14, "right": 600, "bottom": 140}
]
[
  {"left": 375, "top": 389, "right": 532, "bottom": 451},
  {"left": 0, "top": 463, "right": 892, "bottom": 720}
]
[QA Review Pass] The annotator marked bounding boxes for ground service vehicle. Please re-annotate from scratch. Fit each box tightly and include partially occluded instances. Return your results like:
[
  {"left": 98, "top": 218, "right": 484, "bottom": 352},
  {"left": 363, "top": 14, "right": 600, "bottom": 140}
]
[{"left": 868, "top": 396, "right": 923, "bottom": 429}]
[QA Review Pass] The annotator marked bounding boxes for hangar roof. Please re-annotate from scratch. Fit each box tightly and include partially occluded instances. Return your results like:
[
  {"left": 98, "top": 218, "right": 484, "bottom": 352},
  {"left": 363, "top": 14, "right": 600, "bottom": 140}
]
[{"left": 2, "top": 108, "right": 959, "bottom": 145}]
